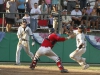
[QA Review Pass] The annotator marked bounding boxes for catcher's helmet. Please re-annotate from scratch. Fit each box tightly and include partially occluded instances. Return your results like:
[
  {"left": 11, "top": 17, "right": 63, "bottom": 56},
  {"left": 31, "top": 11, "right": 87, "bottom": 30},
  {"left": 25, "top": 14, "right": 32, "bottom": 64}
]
[{"left": 49, "top": 28, "right": 55, "bottom": 33}]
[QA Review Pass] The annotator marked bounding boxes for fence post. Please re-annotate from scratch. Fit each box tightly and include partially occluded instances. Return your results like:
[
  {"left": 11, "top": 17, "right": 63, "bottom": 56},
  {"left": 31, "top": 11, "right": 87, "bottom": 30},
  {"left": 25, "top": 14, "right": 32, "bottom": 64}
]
[
  {"left": 58, "top": 10, "right": 61, "bottom": 34},
  {"left": 2, "top": 13, "right": 5, "bottom": 32}
]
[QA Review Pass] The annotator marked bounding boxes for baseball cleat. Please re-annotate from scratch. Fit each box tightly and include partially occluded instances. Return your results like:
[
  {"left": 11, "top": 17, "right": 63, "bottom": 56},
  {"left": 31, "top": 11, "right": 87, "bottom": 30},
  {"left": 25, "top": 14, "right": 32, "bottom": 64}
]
[
  {"left": 14, "top": 63, "right": 21, "bottom": 65},
  {"left": 83, "top": 64, "right": 89, "bottom": 70},
  {"left": 61, "top": 69, "right": 69, "bottom": 73},
  {"left": 30, "top": 65, "right": 35, "bottom": 70}
]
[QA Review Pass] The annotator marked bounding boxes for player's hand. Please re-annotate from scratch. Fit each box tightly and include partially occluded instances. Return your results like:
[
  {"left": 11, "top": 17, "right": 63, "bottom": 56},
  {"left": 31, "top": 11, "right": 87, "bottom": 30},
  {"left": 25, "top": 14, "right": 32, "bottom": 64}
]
[
  {"left": 32, "top": 42, "right": 35, "bottom": 46},
  {"left": 69, "top": 34, "right": 75, "bottom": 38}
]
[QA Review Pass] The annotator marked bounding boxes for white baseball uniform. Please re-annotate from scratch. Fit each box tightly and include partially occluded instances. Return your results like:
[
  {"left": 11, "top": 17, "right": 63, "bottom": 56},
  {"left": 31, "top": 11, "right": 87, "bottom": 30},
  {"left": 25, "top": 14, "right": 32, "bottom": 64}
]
[
  {"left": 16, "top": 26, "right": 34, "bottom": 64},
  {"left": 69, "top": 30, "right": 89, "bottom": 68}
]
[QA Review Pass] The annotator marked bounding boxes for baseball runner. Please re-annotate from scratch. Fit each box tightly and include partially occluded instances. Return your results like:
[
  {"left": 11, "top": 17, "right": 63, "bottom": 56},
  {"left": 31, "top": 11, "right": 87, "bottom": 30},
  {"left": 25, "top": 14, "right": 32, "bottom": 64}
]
[
  {"left": 15, "top": 19, "right": 35, "bottom": 65},
  {"left": 30, "top": 28, "right": 72, "bottom": 73},
  {"left": 68, "top": 25, "right": 89, "bottom": 70}
]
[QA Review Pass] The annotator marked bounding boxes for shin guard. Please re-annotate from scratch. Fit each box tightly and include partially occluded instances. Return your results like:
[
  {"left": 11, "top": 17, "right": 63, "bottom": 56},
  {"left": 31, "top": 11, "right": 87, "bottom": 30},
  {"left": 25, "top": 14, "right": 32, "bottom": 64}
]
[
  {"left": 30, "top": 57, "right": 38, "bottom": 70},
  {"left": 56, "top": 57, "right": 64, "bottom": 70}
]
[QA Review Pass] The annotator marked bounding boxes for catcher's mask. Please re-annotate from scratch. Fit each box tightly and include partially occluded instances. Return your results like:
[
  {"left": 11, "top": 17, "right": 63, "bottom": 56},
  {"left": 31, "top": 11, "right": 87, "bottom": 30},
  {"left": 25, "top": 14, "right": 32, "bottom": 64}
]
[{"left": 49, "top": 28, "right": 55, "bottom": 34}]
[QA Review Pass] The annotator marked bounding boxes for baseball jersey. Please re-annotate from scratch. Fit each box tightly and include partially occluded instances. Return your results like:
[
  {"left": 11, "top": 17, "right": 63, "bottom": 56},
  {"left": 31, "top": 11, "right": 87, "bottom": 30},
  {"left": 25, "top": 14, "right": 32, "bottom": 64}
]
[
  {"left": 17, "top": 26, "right": 33, "bottom": 41},
  {"left": 73, "top": 30, "right": 87, "bottom": 48},
  {"left": 41, "top": 33, "right": 66, "bottom": 48}
]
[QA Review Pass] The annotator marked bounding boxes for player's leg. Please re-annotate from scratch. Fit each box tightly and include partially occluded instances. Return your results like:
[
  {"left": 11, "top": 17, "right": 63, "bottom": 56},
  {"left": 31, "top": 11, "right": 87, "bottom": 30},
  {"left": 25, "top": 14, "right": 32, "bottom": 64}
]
[
  {"left": 69, "top": 48, "right": 89, "bottom": 69},
  {"left": 15, "top": 42, "right": 23, "bottom": 65},
  {"left": 46, "top": 49, "right": 68, "bottom": 73},
  {"left": 23, "top": 41, "right": 34, "bottom": 59},
  {"left": 76, "top": 48, "right": 89, "bottom": 70},
  {"left": 69, "top": 48, "right": 86, "bottom": 62},
  {"left": 30, "top": 46, "right": 45, "bottom": 69}
]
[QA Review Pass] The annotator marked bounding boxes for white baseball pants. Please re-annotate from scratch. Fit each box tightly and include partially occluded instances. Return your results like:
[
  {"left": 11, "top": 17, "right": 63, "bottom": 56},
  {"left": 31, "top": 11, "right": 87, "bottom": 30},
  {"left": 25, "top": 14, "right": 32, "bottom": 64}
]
[
  {"left": 69, "top": 48, "right": 86, "bottom": 66},
  {"left": 16, "top": 41, "right": 34, "bottom": 64}
]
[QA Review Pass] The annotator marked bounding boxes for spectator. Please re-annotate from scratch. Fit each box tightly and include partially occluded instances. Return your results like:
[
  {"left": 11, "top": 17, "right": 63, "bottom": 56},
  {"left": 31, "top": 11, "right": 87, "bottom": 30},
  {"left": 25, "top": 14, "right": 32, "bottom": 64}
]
[
  {"left": 45, "top": 0, "right": 51, "bottom": 13},
  {"left": 86, "top": 3, "right": 93, "bottom": 15},
  {"left": 87, "top": 0, "right": 95, "bottom": 8},
  {"left": 5, "top": 0, "right": 17, "bottom": 32},
  {"left": 81, "top": 7, "right": 88, "bottom": 27},
  {"left": 16, "top": 0, "right": 26, "bottom": 19},
  {"left": 48, "top": 14, "right": 53, "bottom": 28},
  {"left": 79, "top": 0, "right": 87, "bottom": 10},
  {"left": 85, "top": 3, "right": 93, "bottom": 28},
  {"left": 52, "top": 0, "right": 59, "bottom": 5},
  {"left": 51, "top": 5, "right": 59, "bottom": 33},
  {"left": 71, "top": 4, "right": 82, "bottom": 27},
  {"left": 52, "top": 0, "right": 59, "bottom": 10},
  {"left": 62, "top": 9, "right": 72, "bottom": 33},
  {"left": 0, "top": 0, "right": 5, "bottom": 18},
  {"left": 30, "top": 3, "right": 41, "bottom": 32},
  {"left": 63, "top": 0, "right": 67, "bottom": 10},
  {"left": 90, "top": 8, "right": 98, "bottom": 29},
  {"left": 39, "top": 0, "right": 48, "bottom": 19},
  {"left": 22, "top": 11, "right": 30, "bottom": 27},
  {"left": 67, "top": 0, "right": 79, "bottom": 14},
  {"left": 94, "top": 0, "right": 100, "bottom": 16}
]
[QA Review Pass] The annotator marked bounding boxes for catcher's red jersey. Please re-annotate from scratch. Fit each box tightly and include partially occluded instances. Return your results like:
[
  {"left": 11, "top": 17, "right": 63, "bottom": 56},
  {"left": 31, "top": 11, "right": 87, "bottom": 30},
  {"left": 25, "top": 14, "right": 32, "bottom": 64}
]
[{"left": 41, "top": 33, "right": 66, "bottom": 48}]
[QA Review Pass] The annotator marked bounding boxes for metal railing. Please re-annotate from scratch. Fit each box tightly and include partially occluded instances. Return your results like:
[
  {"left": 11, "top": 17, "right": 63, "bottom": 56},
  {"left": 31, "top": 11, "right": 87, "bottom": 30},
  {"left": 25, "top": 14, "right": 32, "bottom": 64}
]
[{"left": 0, "top": 12, "right": 100, "bottom": 33}]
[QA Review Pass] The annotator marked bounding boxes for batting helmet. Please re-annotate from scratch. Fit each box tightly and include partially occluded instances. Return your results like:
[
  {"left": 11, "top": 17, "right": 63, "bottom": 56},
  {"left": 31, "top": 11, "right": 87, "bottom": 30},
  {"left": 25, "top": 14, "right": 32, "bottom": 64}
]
[
  {"left": 78, "top": 25, "right": 85, "bottom": 29},
  {"left": 49, "top": 28, "right": 55, "bottom": 33},
  {"left": 78, "top": 24, "right": 86, "bottom": 33},
  {"left": 22, "top": 19, "right": 27, "bottom": 23}
]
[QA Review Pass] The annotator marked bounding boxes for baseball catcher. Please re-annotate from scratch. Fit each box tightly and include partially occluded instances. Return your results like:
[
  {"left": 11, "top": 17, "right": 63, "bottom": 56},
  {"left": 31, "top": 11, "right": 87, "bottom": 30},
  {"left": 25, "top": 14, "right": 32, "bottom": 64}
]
[{"left": 30, "top": 28, "right": 72, "bottom": 73}]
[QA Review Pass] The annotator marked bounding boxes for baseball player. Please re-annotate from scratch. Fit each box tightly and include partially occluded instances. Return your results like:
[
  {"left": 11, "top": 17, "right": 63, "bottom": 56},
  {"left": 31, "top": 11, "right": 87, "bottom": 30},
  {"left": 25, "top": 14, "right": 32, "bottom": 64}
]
[
  {"left": 68, "top": 25, "right": 89, "bottom": 70},
  {"left": 30, "top": 28, "right": 72, "bottom": 73},
  {"left": 15, "top": 19, "right": 35, "bottom": 65}
]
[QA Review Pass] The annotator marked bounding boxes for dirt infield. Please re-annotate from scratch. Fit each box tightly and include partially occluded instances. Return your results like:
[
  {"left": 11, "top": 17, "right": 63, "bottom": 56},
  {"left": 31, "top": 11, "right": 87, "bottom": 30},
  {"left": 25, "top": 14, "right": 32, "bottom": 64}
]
[{"left": 0, "top": 64, "right": 100, "bottom": 75}]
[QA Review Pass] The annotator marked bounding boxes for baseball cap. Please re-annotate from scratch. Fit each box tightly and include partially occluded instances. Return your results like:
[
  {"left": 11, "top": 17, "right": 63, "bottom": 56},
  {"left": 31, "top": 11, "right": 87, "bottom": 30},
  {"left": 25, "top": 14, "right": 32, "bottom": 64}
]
[
  {"left": 75, "top": 4, "right": 80, "bottom": 9},
  {"left": 86, "top": 3, "right": 90, "bottom": 7},
  {"left": 63, "top": 9, "right": 67, "bottom": 12}
]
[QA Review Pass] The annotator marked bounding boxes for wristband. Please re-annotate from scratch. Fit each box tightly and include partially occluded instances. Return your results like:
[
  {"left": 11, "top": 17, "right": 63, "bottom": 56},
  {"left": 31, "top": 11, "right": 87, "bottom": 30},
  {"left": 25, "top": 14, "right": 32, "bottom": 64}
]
[{"left": 66, "top": 36, "right": 71, "bottom": 39}]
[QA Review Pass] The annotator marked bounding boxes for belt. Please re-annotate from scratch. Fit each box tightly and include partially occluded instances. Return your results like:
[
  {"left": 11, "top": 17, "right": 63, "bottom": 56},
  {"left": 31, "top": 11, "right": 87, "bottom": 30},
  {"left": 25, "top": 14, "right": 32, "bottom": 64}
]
[{"left": 22, "top": 39, "right": 28, "bottom": 41}]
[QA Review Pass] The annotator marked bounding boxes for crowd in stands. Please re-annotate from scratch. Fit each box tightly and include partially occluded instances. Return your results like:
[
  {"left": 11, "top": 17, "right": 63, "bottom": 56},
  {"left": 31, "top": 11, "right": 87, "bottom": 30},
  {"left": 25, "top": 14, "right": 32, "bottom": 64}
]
[{"left": 0, "top": 0, "right": 100, "bottom": 33}]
